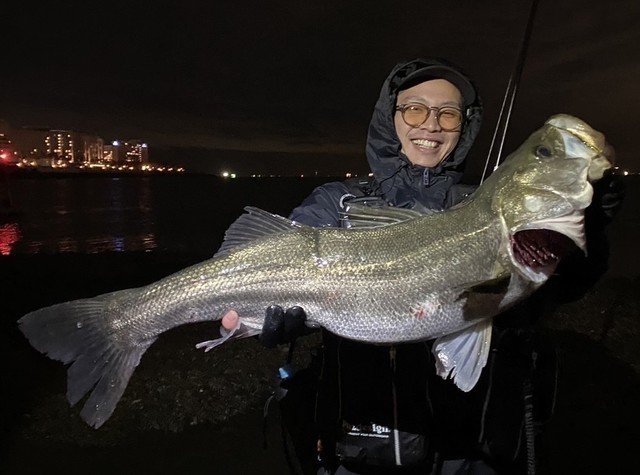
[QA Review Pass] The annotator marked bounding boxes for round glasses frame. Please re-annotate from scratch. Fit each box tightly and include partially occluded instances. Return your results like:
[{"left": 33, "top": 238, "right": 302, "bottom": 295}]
[{"left": 395, "top": 103, "right": 464, "bottom": 131}]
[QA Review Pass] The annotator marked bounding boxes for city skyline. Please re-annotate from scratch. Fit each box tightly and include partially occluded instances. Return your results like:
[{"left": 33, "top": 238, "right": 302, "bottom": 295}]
[
  {"left": 0, "top": 118, "right": 152, "bottom": 171},
  {"left": 2, "top": 0, "right": 638, "bottom": 178},
  {"left": 0, "top": 116, "right": 358, "bottom": 176}
]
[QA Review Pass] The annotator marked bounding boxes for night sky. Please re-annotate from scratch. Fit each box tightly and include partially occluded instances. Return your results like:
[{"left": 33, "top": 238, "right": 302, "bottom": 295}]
[{"left": 2, "top": 0, "right": 638, "bottom": 178}]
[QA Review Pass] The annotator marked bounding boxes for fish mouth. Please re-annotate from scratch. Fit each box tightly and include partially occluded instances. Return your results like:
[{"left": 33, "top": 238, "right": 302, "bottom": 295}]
[
  {"left": 509, "top": 212, "right": 585, "bottom": 281},
  {"left": 511, "top": 228, "right": 578, "bottom": 270}
]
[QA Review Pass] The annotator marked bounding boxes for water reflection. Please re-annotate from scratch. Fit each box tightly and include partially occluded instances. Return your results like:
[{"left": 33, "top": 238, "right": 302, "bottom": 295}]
[
  {"left": 5, "top": 226, "right": 159, "bottom": 255},
  {"left": 1, "top": 177, "right": 160, "bottom": 255},
  {"left": 0, "top": 222, "right": 21, "bottom": 255}
]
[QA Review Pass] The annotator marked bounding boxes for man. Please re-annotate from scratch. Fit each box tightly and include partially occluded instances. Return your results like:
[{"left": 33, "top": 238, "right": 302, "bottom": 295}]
[{"left": 221, "top": 58, "right": 622, "bottom": 474}]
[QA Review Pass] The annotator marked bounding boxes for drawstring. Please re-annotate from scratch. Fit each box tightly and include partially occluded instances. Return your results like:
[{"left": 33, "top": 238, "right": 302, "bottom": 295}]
[{"left": 372, "top": 162, "right": 409, "bottom": 197}]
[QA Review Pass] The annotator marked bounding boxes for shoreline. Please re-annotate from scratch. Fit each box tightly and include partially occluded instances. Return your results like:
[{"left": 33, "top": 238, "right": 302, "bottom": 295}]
[{"left": 0, "top": 165, "right": 345, "bottom": 181}]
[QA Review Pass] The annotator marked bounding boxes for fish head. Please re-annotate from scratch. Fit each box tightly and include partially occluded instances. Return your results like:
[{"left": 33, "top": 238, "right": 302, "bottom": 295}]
[{"left": 485, "top": 114, "right": 614, "bottom": 277}]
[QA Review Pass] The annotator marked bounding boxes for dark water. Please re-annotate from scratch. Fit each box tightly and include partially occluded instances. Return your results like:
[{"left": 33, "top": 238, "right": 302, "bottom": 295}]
[
  {"left": 0, "top": 173, "right": 336, "bottom": 256},
  {"left": 1, "top": 172, "right": 638, "bottom": 277}
]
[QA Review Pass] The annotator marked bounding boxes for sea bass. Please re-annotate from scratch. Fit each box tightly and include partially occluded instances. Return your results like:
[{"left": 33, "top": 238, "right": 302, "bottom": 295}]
[{"left": 18, "top": 114, "right": 612, "bottom": 429}]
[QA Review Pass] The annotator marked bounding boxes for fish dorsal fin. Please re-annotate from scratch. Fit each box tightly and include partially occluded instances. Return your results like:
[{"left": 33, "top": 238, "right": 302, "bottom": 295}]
[
  {"left": 340, "top": 202, "right": 427, "bottom": 229},
  {"left": 215, "top": 206, "right": 303, "bottom": 256}
]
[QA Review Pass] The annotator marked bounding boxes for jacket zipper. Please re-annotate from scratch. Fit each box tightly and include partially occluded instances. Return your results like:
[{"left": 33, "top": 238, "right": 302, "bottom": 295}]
[{"left": 390, "top": 346, "right": 402, "bottom": 466}]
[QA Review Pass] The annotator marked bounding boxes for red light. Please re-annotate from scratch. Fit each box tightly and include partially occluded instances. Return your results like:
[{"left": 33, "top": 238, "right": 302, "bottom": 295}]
[{"left": 0, "top": 223, "right": 21, "bottom": 255}]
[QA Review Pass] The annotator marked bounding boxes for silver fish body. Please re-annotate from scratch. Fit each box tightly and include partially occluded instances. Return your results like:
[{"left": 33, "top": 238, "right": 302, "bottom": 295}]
[{"left": 18, "top": 114, "right": 613, "bottom": 428}]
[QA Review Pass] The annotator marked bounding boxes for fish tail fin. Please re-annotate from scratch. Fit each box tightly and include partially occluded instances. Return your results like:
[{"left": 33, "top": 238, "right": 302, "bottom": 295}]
[{"left": 18, "top": 292, "right": 154, "bottom": 429}]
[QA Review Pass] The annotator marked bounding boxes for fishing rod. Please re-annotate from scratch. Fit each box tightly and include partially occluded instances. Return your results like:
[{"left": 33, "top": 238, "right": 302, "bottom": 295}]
[
  {"left": 477, "top": 2, "right": 541, "bottom": 474},
  {"left": 479, "top": 0, "right": 540, "bottom": 184}
]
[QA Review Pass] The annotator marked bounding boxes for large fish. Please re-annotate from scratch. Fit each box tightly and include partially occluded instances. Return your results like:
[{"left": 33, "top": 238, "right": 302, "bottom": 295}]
[{"left": 18, "top": 114, "right": 612, "bottom": 429}]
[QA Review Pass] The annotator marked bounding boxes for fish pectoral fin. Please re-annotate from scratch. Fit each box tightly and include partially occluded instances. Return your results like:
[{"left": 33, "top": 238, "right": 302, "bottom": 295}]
[
  {"left": 195, "top": 319, "right": 260, "bottom": 352},
  {"left": 432, "top": 319, "right": 493, "bottom": 392},
  {"left": 459, "top": 273, "right": 511, "bottom": 317},
  {"left": 465, "top": 273, "right": 511, "bottom": 295}
]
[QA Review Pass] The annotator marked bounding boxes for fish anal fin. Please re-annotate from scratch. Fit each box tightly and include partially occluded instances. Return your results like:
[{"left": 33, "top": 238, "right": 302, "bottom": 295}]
[{"left": 433, "top": 319, "right": 493, "bottom": 392}]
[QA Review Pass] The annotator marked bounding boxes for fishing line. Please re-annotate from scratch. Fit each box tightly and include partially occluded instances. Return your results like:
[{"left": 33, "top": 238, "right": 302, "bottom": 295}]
[{"left": 480, "top": 0, "right": 540, "bottom": 184}]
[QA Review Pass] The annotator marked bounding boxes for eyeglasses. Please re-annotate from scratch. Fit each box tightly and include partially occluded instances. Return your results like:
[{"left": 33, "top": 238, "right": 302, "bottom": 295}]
[{"left": 395, "top": 103, "right": 464, "bottom": 131}]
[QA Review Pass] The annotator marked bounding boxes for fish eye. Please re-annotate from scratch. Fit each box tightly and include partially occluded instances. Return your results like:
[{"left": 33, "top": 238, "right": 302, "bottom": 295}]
[{"left": 535, "top": 145, "right": 552, "bottom": 158}]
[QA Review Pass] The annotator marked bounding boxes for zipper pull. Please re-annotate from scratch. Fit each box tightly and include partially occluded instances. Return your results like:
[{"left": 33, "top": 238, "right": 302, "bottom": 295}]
[{"left": 423, "top": 169, "right": 431, "bottom": 186}]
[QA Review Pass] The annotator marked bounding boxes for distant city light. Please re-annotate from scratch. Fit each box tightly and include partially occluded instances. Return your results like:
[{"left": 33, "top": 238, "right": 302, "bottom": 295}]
[
  {"left": 613, "top": 166, "right": 631, "bottom": 176},
  {"left": 0, "top": 120, "right": 170, "bottom": 173}
]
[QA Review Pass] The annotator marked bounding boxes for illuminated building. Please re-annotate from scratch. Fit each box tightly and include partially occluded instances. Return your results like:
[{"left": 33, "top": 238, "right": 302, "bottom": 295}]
[
  {"left": 44, "top": 130, "right": 104, "bottom": 167},
  {"left": 107, "top": 140, "right": 149, "bottom": 169}
]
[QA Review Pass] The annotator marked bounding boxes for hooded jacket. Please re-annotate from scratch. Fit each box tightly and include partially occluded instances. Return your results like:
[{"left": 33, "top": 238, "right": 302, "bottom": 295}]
[
  {"left": 289, "top": 58, "right": 483, "bottom": 226},
  {"left": 283, "top": 59, "right": 494, "bottom": 472}
]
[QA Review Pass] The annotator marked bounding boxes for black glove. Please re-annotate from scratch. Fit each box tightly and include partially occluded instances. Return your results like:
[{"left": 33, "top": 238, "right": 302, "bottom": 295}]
[
  {"left": 593, "top": 172, "right": 625, "bottom": 220},
  {"left": 512, "top": 229, "right": 577, "bottom": 268},
  {"left": 259, "top": 305, "right": 311, "bottom": 348}
]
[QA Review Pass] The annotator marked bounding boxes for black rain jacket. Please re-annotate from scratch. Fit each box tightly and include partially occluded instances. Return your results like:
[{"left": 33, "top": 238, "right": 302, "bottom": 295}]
[{"left": 282, "top": 59, "right": 539, "bottom": 474}]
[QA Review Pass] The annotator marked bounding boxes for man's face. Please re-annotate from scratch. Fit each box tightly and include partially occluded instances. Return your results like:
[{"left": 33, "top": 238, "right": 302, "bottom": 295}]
[{"left": 394, "top": 79, "right": 463, "bottom": 168}]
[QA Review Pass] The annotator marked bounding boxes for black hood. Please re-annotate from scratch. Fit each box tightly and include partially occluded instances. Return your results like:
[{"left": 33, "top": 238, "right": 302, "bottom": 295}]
[{"left": 365, "top": 58, "right": 483, "bottom": 210}]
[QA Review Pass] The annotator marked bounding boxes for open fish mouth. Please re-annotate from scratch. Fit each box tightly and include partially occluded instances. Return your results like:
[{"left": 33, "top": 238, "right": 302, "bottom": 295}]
[
  {"left": 514, "top": 212, "right": 586, "bottom": 253},
  {"left": 511, "top": 227, "right": 579, "bottom": 271}
]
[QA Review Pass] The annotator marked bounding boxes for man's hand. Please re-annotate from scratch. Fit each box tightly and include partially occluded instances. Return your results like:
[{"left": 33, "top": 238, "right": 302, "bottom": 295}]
[
  {"left": 512, "top": 229, "right": 577, "bottom": 268},
  {"left": 221, "top": 305, "right": 311, "bottom": 348}
]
